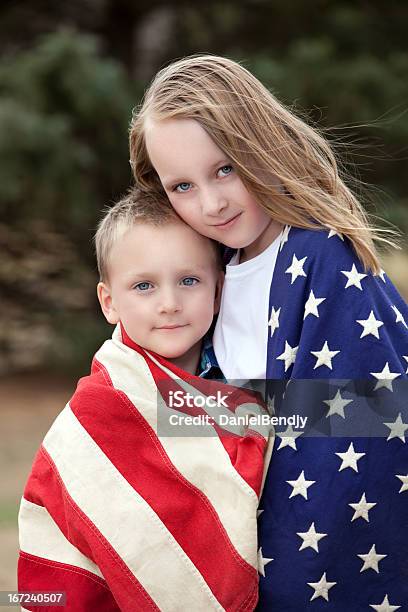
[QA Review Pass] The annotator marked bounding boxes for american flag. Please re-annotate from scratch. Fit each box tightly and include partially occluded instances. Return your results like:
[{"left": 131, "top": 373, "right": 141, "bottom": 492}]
[
  {"left": 257, "top": 226, "right": 408, "bottom": 610},
  {"left": 18, "top": 325, "right": 270, "bottom": 611}
]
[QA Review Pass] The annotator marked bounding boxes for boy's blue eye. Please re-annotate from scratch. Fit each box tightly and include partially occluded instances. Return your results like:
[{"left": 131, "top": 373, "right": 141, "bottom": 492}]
[
  {"left": 134, "top": 282, "right": 152, "bottom": 291},
  {"left": 181, "top": 277, "right": 199, "bottom": 286},
  {"left": 218, "top": 165, "right": 233, "bottom": 177},
  {"left": 175, "top": 182, "right": 191, "bottom": 193}
]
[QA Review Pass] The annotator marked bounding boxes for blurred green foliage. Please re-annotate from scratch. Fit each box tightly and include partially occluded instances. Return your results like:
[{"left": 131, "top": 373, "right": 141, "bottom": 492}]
[
  {"left": 0, "top": 28, "right": 135, "bottom": 238},
  {"left": 0, "top": 2, "right": 407, "bottom": 374},
  {"left": 0, "top": 29, "right": 135, "bottom": 374}
]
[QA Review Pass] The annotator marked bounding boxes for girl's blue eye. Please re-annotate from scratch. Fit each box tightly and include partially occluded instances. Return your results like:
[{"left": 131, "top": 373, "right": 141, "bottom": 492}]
[
  {"left": 175, "top": 182, "right": 191, "bottom": 193},
  {"left": 134, "top": 282, "right": 152, "bottom": 291},
  {"left": 181, "top": 277, "right": 199, "bottom": 286},
  {"left": 218, "top": 165, "right": 233, "bottom": 177}
]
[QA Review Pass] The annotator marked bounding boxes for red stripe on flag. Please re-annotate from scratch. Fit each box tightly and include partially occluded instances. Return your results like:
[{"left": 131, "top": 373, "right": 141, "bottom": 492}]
[
  {"left": 18, "top": 551, "right": 119, "bottom": 612},
  {"left": 71, "top": 360, "right": 259, "bottom": 611},
  {"left": 22, "top": 449, "right": 160, "bottom": 612}
]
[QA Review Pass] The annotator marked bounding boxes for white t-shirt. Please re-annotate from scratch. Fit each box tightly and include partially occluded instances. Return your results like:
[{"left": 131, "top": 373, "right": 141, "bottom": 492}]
[{"left": 213, "top": 233, "right": 282, "bottom": 380}]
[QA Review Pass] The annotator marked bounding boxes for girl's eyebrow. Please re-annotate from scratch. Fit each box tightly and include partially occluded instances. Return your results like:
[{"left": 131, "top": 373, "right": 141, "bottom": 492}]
[
  {"left": 162, "top": 177, "right": 187, "bottom": 190},
  {"left": 162, "top": 159, "right": 232, "bottom": 189}
]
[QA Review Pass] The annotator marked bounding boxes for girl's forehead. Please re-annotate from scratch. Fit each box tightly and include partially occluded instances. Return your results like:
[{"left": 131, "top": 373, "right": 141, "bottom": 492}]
[
  {"left": 144, "top": 117, "right": 225, "bottom": 175},
  {"left": 145, "top": 116, "right": 212, "bottom": 146}
]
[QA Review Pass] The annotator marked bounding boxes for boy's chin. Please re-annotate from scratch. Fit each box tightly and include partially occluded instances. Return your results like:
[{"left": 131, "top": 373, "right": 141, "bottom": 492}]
[
  {"left": 157, "top": 347, "right": 191, "bottom": 360},
  {"left": 153, "top": 338, "right": 201, "bottom": 361}
]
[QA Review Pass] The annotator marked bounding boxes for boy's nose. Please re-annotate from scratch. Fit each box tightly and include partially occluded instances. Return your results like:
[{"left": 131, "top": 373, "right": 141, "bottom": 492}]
[{"left": 157, "top": 290, "right": 181, "bottom": 314}]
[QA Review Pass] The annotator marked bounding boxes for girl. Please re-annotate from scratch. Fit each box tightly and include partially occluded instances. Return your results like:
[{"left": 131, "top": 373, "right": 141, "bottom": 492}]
[{"left": 129, "top": 55, "right": 408, "bottom": 610}]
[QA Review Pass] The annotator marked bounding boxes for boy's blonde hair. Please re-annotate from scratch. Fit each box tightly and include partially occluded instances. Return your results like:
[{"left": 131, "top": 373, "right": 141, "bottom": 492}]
[
  {"left": 130, "top": 54, "right": 394, "bottom": 273},
  {"left": 95, "top": 188, "right": 222, "bottom": 282},
  {"left": 95, "top": 188, "right": 177, "bottom": 282}
]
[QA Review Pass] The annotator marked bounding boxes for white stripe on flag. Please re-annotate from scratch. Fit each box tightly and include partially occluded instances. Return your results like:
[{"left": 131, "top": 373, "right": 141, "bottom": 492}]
[
  {"left": 18, "top": 497, "right": 103, "bottom": 578},
  {"left": 146, "top": 348, "right": 270, "bottom": 440},
  {"left": 43, "top": 406, "right": 225, "bottom": 612},
  {"left": 96, "top": 338, "right": 258, "bottom": 568}
]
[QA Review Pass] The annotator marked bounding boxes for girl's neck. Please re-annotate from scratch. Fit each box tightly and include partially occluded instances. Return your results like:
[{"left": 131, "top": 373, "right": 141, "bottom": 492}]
[{"left": 240, "top": 220, "right": 283, "bottom": 263}]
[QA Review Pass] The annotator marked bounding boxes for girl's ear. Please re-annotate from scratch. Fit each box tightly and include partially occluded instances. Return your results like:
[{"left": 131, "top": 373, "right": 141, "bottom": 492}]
[
  {"left": 213, "top": 271, "right": 225, "bottom": 315},
  {"left": 97, "top": 282, "right": 119, "bottom": 325}
]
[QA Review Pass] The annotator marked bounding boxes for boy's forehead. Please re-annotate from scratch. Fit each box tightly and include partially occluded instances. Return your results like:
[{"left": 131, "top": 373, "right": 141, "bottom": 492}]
[{"left": 111, "top": 219, "right": 218, "bottom": 270}]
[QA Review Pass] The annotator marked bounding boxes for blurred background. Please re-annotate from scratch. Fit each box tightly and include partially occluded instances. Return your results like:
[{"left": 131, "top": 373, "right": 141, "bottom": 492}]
[{"left": 0, "top": 0, "right": 407, "bottom": 595}]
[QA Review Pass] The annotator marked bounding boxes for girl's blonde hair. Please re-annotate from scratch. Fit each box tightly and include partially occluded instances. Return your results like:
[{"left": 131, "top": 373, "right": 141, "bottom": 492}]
[{"left": 130, "top": 54, "right": 394, "bottom": 273}]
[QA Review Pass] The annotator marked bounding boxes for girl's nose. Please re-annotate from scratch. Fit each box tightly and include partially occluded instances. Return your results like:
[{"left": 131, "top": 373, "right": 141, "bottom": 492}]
[{"left": 200, "top": 188, "right": 228, "bottom": 217}]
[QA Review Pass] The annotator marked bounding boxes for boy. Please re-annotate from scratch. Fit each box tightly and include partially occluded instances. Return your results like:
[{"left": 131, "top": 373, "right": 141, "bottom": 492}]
[
  {"left": 95, "top": 188, "right": 224, "bottom": 378},
  {"left": 18, "top": 189, "right": 269, "bottom": 612}
]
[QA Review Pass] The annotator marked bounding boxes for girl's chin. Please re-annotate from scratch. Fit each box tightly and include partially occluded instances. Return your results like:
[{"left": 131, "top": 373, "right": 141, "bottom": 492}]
[{"left": 220, "top": 237, "right": 253, "bottom": 250}]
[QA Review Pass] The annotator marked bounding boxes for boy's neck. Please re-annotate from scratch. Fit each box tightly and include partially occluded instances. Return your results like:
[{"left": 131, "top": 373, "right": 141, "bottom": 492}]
[{"left": 167, "top": 340, "right": 203, "bottom": 375}]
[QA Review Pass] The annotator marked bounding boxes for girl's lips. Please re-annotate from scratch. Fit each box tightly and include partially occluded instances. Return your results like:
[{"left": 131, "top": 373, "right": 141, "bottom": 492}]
[{"left": 212, "top": 212, "right": 242, "bottom": 230}]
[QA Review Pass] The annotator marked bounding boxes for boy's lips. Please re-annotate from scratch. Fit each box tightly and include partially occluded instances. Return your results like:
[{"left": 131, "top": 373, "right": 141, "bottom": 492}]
[{"left": 155, "top": 324, "right": 188, "bottom": 330}]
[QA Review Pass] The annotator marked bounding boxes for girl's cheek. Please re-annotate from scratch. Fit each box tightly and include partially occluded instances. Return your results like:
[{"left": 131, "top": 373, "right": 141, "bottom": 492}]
[
  {"left": 168, "top": 196, "right": 184, "bottom": 215},
  {"left": 173, "top": 201, "right": 196, "bottom": 222}
]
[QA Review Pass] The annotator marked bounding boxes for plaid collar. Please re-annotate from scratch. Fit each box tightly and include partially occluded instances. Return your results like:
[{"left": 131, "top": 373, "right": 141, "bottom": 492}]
[{"left": 197, "top": 336, "right": 225, "bottom": 380}]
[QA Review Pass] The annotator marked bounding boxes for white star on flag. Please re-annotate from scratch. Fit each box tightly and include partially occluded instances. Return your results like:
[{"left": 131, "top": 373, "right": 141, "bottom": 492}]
[
  {"left": 285, "top": 253, "right": 307, "bottom": 284},
  {"left": 311, "top": 340, "right": 340, "bottom": 370},
  {"left": 335, "top": 442, "right": 365, "bottom": 472},
  {"left": 267, "top": 395, "right": 276, "bottom": 415},
  {"left": 396, "top": 474, "right": 408, "bottom": 493},
  {"left": 257, "top": 547, "right": 273, "bottom": 577},
  {"left": 268, "top": 306, "right": 281, "bottom": 337},
  {"left": 358, "top": 544, "right": 387, "bottom": 573},
  {"left": 307, "top": 572, "right": 337, "bottom": 602},
  {"left": 279, "top": 225, "right": 291, "bottom": 251},
  {"left": 341, "top": 263, "right": 367, "bottom": 290},
  {"left": 356, "top": 310, "right": 384, "bottom": 339},
  {"left": 297, "top": 522, "right": 327, "bottom": 552},
  {"left": 369, "top": 594, "right": 401, "bottom": 611},
  {"left": 276, "top": 425, "right": 303, "bottom": 450},
  {"left": 276, "top": 341, "right": 298, "bottom": 371},
  {"left": 349, "top": 492, "right": 377, "bottom": 522},
  {"left": 304, "top": 290, "right": 326, "bottom": 320},
  {"left": 287, "top": 470, "right": 315, "bottom": 500},
  {"left": 324, "top": 389, "right": 353, "bottom": 418},
  {"left": 403, "top": 356, "right": 408, "bottom": 374},
  {"left": 384, "top": 413, "right": 408, "bottom": 443},
  {"left": 377, "top": 268, "right": 386, "bottom": 283},
  {"left": 328, "top": 228, "right": 344, "bottom": 240},
  {"left": 391, "top": 304, "right": 407, "bottom": 328},
  {"left": 370, "top": 362, "right": 401, "bottom": 391}
]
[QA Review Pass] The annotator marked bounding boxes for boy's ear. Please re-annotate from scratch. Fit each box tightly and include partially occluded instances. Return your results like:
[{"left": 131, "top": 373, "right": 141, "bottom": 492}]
[
  {"left": 213, "top": 271, "right": 225, "bottom": 315},
  {"left": 97, "top": 282, "right": 119, "bottom": 325}
]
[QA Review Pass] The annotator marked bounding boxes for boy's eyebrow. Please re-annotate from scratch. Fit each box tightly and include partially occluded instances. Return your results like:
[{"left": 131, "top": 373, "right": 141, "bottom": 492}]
[
  {"left": 123, "top": 264, "right": 211, "bottom": 279},
  {"left": 175, "top": 265, "right": 212, "bottom": 275},
  {"left": 162, "top": 159, "right": 232, "bottom": 188}
]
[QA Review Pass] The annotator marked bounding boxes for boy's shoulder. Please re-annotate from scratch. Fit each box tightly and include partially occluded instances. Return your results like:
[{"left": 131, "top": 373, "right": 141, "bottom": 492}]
[
  {"left": 39, "top": 367, "right": 115, "bottom": 455},
  {"left": 41, "top": 334, "right": 157, "bottom": 453}
]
